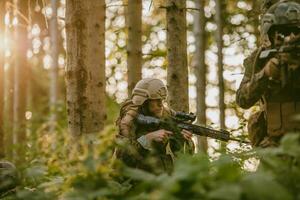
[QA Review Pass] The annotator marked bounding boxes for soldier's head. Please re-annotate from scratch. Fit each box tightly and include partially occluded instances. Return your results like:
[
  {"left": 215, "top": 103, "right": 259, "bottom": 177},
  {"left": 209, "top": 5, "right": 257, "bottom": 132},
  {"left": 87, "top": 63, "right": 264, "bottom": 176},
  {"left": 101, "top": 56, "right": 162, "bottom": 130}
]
[
  {"left": 261, "top": 0, "right": 300, "bottom": 47},
  {"left": 131, "top": 78, "right": 168, "bottom": 118}
]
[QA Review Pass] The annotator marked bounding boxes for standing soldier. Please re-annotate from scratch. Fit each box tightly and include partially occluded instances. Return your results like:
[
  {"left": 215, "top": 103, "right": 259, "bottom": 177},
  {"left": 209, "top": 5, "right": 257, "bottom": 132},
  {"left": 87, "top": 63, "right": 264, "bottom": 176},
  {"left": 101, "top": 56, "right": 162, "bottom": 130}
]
[
  {"left": 116, "top": 78, "right": 194, "bottom": 174},
  {"left": 236, "top": 1, "right": 300, "bottom": 147}
]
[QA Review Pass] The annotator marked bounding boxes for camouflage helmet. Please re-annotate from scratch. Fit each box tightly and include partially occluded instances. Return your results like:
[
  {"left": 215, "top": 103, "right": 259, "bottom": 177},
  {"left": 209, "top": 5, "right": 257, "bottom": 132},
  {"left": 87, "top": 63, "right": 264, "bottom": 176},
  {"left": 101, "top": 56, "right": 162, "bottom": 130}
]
[
  {"left": 131, "top": 78, "right": 168, "bottom": 105},
  {"left": 261, "top": 0, "right": 300, "bottom": 46}
]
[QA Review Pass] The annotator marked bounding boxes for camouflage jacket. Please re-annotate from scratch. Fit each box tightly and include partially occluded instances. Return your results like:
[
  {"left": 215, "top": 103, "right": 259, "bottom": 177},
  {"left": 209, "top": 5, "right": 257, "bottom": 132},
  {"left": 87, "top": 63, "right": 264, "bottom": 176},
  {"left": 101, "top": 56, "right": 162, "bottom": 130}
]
[
  {"left": 116, "top": 99, "right": 194, "bottom": 174},
  {"left": 236, "top": 49, "right": 300, "bottom": 147},
  {"left": 236, "top": 49, "right": 269, "bottom": 109}
]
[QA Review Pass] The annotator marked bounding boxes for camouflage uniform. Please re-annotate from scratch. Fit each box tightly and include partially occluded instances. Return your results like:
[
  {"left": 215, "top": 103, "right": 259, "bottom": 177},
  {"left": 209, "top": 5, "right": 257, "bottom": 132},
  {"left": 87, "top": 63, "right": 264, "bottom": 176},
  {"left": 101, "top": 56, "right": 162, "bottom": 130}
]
[
  {"left": 116, "top": 78, "right": 194, "bottom": 174},
  {"left": 236, "top": 1, "right": 300, "bottom": 147}
]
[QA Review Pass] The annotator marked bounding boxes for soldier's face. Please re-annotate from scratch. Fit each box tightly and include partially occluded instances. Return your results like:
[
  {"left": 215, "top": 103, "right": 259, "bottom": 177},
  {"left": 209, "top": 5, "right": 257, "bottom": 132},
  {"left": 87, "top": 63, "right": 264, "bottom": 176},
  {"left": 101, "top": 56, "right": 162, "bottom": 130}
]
[
  {"left": 148, "top": 99, "right": 164, "bottom": 118},
  {"left": 273, "top": 29, "right": 300, "bottom": 46}
]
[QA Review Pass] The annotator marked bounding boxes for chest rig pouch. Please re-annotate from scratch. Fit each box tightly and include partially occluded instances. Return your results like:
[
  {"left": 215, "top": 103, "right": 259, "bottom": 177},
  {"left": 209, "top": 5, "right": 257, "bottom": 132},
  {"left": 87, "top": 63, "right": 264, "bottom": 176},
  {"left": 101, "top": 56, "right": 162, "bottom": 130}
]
[{"left": 264, "top": 67, "right": 300, "bottom": 136}]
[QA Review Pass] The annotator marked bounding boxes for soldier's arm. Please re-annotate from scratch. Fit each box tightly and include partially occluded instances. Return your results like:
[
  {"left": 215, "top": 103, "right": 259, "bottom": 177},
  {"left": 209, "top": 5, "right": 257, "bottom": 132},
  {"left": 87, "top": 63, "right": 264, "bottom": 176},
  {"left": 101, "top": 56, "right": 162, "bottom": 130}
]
[
  {"left": 236, "top": 51, "right": 269, "bottom": 109},
  {"left": 119, "top": 111, "right": 170, "bottom": 151},
  {"left": 118, "top": 110, "right": 147, "bottom": 150}
]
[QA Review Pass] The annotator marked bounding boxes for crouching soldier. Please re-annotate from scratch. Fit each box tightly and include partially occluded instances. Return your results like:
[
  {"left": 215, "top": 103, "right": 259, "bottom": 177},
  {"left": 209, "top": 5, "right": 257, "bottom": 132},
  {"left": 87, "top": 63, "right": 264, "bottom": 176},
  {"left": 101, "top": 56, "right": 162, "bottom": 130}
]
[{"left": 115, "top": 78, "right": 194, "bottom": 174}]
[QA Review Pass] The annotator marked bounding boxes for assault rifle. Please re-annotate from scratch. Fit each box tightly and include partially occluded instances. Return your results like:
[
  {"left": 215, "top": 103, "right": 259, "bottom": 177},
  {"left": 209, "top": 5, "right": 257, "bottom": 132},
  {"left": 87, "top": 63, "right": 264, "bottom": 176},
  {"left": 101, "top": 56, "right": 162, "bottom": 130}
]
[
  {"left": 259, "top": 42, "right": 300, "bottom": 59},
  {"left": 136, "top": 114, "right": 250, "bottom": 144},
  {"left": 259, "top": 41, "right": 300, "bottom": 59},
  {"left": 259, "top": 35, "right": 300, "bottom": 87}
]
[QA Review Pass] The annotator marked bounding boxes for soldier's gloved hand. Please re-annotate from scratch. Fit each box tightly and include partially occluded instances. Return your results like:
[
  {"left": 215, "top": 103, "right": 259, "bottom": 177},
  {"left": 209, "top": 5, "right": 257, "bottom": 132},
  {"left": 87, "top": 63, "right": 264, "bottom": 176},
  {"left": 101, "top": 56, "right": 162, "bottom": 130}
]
[
  {"left": 263, "top": 57, "right": 280, "bottom": 80},
  {"left": 181, "top": 129, "right": 193, "bottom": 141},
  {"left": 145, "top": 129, "right": 173, "bottom": 142}
]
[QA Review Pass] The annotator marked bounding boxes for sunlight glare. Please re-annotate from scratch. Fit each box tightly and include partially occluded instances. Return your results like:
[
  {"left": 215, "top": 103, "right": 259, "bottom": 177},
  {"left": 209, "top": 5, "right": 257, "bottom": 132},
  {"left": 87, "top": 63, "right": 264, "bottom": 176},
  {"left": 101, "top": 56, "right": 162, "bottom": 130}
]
[
  {"left": 5, "top": 49, "right": 11, "bottom": 58},
  {"left": 44, "top": 7, "right": 53, "bottom": 18},
  {"left": 27, "top": 50, "right": 33, "bottom": 59},
  {"left": 225, "top": 115, "right": 239, "bottom": 129},
  {"left": 25, "top": 111, "right": 32, "bottom": 120},
  {"left": 4, "top": 13, "right": 10, "bottom": 25},
  {"left": 58, "top": 55, "right": 65, "bottom": 67},
  {"left": 206, "top": 86, "right": 218, "bottom": 107},
  {"left": 12, "top": 17, "right": 18, "bottom": 26},
  {"left": 43, "top": 55, "right": 52, "bottom": 69},
  {"left": 31, "top": 24, "right": 41, "bottom": 37},
  {"left": 206, "top": 108, "right": 220, "bottom": 125}
]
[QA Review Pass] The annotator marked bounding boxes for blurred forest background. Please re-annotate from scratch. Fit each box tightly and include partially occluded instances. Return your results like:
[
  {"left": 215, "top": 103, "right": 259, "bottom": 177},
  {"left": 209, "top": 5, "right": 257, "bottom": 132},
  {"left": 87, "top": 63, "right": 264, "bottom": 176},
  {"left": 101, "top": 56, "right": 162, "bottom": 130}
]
[{"left": 0, "top": 0, "right": 299, "bottom": 199}]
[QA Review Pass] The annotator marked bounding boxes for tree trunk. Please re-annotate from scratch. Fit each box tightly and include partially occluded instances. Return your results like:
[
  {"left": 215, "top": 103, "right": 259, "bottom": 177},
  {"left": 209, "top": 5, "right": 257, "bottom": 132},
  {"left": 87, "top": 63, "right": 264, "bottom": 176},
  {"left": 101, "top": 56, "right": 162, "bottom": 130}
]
[
  {"left": 65, "top": 0, "right": 106, "bottom": 136},
  {"left": 13, "top": 0, "right": 29, "bottom": 161},
  {"left": 193, "top": 0, "right": 207, "bottom": 153},
  {"left": 166, "top": 0, "right": 189, "bottom": 112},
  {"left": 49, "top": 0, "right": 59, "bottom": 131},
  {"left": 252, "top": 0, "right": 260, "bottom": 47},
  {"left": 0, "top": 0, "right": 5, "bottom": 158},
  {"left": 127, "top": 0, "right": 142, "bottom": 95},
  {"left": 5, "top": 2, "right": 14, "bottom": 158},
  {"left": 215, "top": 0, "right": 225, "bottom": 129}
]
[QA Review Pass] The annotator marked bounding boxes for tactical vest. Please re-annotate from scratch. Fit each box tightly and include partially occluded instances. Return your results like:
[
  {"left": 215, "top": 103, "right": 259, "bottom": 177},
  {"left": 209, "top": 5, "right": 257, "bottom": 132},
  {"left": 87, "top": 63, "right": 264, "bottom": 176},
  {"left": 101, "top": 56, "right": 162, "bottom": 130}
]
[{"left": 263, "top": 65, "right": 300, "bottom": 136}]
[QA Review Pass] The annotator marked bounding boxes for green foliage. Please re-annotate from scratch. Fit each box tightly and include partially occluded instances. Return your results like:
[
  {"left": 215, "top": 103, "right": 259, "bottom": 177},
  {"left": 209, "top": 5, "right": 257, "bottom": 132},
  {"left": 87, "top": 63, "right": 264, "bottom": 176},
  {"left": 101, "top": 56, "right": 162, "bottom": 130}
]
[
  {"left": 122, "top": 134, "right": 299, "bottom": 200},
  {"left": 3, "top": 133, "right": 299, "bottom": 200},
  {"left": 2, "top": 94, "right": 299, "bottom": 199}
]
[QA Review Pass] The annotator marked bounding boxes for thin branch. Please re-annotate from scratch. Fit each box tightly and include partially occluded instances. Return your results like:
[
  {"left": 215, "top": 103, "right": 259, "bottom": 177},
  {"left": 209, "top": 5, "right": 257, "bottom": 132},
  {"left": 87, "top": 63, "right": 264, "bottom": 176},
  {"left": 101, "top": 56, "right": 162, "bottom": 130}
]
[
  {"left": 41, "top": 0, "right": 48, "bottom": 29},
  {"left": 28, "top": 0, "right": 32, "bottom": 26},
  {"left": 148, "top": 0, "right": 153, "bottom": 11},
  {"left": 159, "top": 5, "right": 192, "bottom": 11},
  {"left": 106, "top": 4, "right": 127, "bottom": 8},
  {"left": 185, "top": 7, "right": 200, "bottom": 11},
  {"left": 6, "top": 2, "right": 31, "bottom": 25},
  {"left": 58, "top": 16, "right": 65, "bottom": 21}
]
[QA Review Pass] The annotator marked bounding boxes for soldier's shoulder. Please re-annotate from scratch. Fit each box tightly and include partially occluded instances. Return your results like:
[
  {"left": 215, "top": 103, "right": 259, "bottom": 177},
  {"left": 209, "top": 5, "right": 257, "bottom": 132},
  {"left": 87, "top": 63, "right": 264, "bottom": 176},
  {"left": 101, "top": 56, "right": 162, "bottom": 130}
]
[
  {"left": 243, "top": 49, "right": 260, "bottom": 69},
  {"left": 117, "top": 99, "right": 138, "bottom": 126},
  {"left": 121, "top": 109, "right": 138, "bottom": 125}
]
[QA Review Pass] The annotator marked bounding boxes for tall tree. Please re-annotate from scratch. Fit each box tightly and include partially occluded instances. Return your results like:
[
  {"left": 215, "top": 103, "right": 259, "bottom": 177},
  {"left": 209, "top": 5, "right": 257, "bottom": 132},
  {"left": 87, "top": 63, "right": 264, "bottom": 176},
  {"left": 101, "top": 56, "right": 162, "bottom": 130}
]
[
  {"left": 13, "top": 0, "right": 29, "bottom": 160},
  {"left": 166, "top": 0, "right": 188, "bottom": 112},
  {"left": 215, "top": 0, "right": 225, "bottom": 129},
  {"left": 126, "top": 0, "right": 142, "bottom": 95},
  {"left": 252, "top": 0, "right": 261, "bottom": 47},
  {"left": 65, "top": 0, "right": 106, "bottom": 136},
  {"left": 0, "top": 0, "right": 5, "bottom": 158},
  {"left": 5, "top": 0, "right": 14, "bottom": 158},
  {"left": 193, "top": 0, "right": 207, "bottom": 153},
  {"left": 49, "top": 0, "right": 59, "bottom": 130}
]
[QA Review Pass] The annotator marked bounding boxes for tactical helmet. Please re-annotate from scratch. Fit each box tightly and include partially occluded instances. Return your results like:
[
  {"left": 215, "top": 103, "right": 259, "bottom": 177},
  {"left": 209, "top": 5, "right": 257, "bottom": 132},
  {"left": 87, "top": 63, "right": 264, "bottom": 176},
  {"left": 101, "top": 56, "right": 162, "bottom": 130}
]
[
  {"left": 0, "top": 161, "right": 17, "bottom": 194},
  {"left": 261, "top": 0, "right": 300, "bottom": 46},
  {"left": 131, "top": 78, "right": 168, "bottom": 105}
]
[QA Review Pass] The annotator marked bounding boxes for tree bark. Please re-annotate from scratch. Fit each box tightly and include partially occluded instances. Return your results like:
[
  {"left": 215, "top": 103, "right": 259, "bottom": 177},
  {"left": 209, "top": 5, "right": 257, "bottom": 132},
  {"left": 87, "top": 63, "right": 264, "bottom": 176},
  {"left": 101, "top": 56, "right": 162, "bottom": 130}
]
[
  {"left": 193, "top": 0, "right": 207, "bottom": 153},
  {"left": 49, "top": 0, "right": 59, "bottom": 131},
  {"left": 127, "top": 0, "right": 142, "bottom": 95},
  {"left": 252, "top": 0, "right": 261, "bottom": 47},
  {"left": 0, "top": 0, "right": 5, "bottom": 158},
  {"left": 166, "top": 0, "right": 189, "bottom": 112},
  {"left": 13, "top": 0, "right": 29, "bottom": 161},
  {"left": 215, "top": 0, "right": 225, "bottom": 129},
  {"left": 5, "top": 2, "right": 14, "bottom": 157},
  {"left": 65, "top": 0, "right": 106, "bottom": 136}
]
